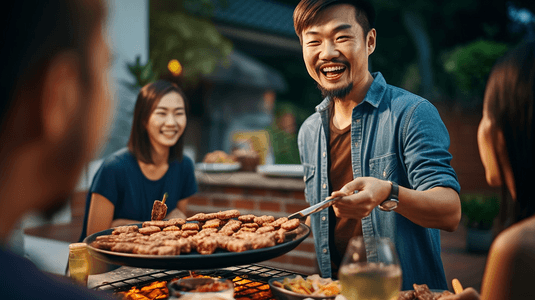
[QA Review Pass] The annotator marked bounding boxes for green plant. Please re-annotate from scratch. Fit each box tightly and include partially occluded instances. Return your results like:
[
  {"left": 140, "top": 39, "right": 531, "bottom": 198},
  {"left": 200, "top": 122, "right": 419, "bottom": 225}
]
[
  {"left": 123, "top": 56, "right": 157, "bottom": 91},
  {"left": 460, "top": 193, "right": 500, "bottom": 230},
  {"left": 443, "top": 40, "right": 509, "bottom": 107}
]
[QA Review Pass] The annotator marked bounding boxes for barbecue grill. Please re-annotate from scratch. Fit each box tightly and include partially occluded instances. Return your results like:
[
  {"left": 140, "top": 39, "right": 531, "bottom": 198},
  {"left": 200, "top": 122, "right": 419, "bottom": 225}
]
[{"left": 91, "top": 264, "right": 305, "bottom": 300}]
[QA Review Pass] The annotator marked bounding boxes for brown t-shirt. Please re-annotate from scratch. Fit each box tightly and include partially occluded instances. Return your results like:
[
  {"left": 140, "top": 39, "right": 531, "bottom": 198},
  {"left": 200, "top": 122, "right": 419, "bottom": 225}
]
[{"left": 329, "top": 116, "right": 363, "bottom": 277}]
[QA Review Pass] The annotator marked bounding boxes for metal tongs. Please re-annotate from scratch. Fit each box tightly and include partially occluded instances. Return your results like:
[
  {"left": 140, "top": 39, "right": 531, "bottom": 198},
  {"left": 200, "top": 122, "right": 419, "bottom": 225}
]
[{"left": 288, "top": 196, "right": 342, "bottom": 220}]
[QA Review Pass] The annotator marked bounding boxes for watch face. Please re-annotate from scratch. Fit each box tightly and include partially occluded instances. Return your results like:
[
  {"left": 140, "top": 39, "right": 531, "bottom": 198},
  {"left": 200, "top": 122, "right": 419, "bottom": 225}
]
[{"left": 380, "top": 200, "right": 398, "bottom": 211}]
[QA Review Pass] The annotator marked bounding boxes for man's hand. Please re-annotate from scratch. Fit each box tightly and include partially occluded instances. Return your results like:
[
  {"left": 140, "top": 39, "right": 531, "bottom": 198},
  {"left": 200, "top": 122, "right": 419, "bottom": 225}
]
[
  {"left": 440, "top": 288, "right": 480, "bottom": 300},
  {"left": 331, "top": 177, "right": 391, "bottom": 219}
]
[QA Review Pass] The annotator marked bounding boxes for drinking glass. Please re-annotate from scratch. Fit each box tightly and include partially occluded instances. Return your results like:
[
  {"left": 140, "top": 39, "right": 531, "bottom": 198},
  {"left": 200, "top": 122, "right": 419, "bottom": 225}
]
[
  {"left": 339, "top": 236, "right": 402, "bottom": 300},
  {"left": 68, "top": 242, "right": 91, "bottom": 286}
]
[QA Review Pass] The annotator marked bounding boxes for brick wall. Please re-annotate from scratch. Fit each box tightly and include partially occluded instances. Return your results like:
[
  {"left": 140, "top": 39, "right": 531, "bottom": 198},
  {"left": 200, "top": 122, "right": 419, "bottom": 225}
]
[{"left": 438, "top": 106, "right": 500, "bottom": 196}]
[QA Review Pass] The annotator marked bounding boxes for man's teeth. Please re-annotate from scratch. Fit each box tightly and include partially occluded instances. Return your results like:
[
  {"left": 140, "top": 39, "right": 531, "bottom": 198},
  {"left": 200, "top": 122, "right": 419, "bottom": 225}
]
[{"left": 322, "top": 66, "right": 345, "bottom": 72}]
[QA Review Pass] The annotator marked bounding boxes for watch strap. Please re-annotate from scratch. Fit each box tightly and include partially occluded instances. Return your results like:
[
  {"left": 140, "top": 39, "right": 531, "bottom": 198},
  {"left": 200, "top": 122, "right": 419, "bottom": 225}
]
[
  {"left": 390, "top": 181, "right": 399, "bottom": 201},
  {"left": 379, "top": 181, "right": 399, "bottom": 211}
]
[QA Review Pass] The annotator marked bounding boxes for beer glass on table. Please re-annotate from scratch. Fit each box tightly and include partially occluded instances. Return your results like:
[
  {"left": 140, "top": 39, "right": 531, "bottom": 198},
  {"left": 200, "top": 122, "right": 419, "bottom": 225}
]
[
  {"left": 339, "top": 236, "right": 402, "bottom": 300},
  {"left": 68, "top": 242, "right": 91, "bottom": 286}
]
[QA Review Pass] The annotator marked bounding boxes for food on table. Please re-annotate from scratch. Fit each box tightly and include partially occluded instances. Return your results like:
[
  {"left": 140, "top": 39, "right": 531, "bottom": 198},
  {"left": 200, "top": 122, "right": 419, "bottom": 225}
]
[
  {"left": 117, "top": 275, "right": 273, "bottom": 300},
  {"left": 253, "top": 215, "right": 275, "bottom": 226},
  {"left": 272, "top": 274, "right": 341, "bottom": 297},
  {"left": 238, "top": 214, "right": 256, "bottom": 223},
  {"left": 202, "top": 150, "right": 238, "bottom": 164},
  {"left": 90, "top": 210, "right": 300, "bottom": 256},
  {"left": 397, "top": 283, "right": 454, "bottom": 300},
  {"left": 281, "top": 218, "right": 301, "bottom": 231},
  {"left": 151, "top": 193, "right": 168, "bottom": 221},
  {"left": 267, "top": 217, "right": 288, "bottom": 229},
  {"left": 117, "top": 280, "right": 168, "bottom": 300},
  {"left": 175, "top": 280, "right": 231, "bottom": 293},
  {"left": 111, "top": 225, "right": 139, "bottom": 235}
]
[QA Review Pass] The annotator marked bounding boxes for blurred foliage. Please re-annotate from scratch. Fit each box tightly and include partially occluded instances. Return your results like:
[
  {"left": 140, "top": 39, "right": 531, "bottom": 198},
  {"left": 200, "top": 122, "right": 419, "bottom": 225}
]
[
  {"left": 267, "top": 101, "right": 307, "bottom": 165},
  {"left": 443, "top": 40, "right": 509, "bottom": 107},
  {"left": 124, "top": 0, "right": 233, "bottom": 91},
  {"left": 123, "top": 56, "right": 157, "bottom": 91},
  {"left": 461, "top": 193, "right": 501, "bottom": 230}
]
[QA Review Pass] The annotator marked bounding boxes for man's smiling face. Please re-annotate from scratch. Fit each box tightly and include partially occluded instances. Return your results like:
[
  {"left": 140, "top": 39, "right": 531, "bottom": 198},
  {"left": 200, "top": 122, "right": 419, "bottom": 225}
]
[{"left": 301, "top": 4, "right": 375, "bottom": 100}]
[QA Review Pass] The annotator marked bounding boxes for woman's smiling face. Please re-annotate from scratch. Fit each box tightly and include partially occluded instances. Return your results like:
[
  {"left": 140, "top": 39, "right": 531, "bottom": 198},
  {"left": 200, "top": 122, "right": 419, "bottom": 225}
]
[{"left": 146, "top": 91, "right": 186, "bottom": 151}]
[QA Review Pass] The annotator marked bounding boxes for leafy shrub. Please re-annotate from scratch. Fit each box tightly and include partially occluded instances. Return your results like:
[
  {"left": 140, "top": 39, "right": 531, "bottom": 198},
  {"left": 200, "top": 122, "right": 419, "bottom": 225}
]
[
  {"left": 443, "top": 40, "right": 508, "bottom": 106},
  {"left": 460, "top": 193, "right": 500, "bottom": 230}
]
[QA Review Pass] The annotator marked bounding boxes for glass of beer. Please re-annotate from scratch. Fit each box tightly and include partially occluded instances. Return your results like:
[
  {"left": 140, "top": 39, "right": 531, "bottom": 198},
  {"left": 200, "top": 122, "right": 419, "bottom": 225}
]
[
  {"left": 68, "top": 242, "right": 91, "bottom": 286},
  {"left": 339, "top": 236, "right": 402, "bottom": 300}
]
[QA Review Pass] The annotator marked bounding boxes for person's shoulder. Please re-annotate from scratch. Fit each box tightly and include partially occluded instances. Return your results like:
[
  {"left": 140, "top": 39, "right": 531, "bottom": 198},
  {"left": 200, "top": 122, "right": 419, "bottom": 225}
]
[
  {"left": 170, "top": 155, "right": 195, "bottom": 173},
  {"left": 101, "top": 148, "right": 135, "bottom": 167},
  {"left": 381, "top": 84, "right": 442, "bottom": 122},
  {"left": 299, "top": 112, "right": 321, "bottom": 134},
  {"left": 491, "top": 217, "right": 535, "bottom": 259},
  {"left": 175, "top": 155, "right": 194, "bottom": 167},
  {"left": 385, "top": 84, "right": 430, "bottom": 108}
]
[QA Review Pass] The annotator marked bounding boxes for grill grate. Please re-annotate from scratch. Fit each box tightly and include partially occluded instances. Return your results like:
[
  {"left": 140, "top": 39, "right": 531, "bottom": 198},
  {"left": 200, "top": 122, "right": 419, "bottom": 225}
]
[{"left": 93, "top": 264, "right": 305, "bottom": 299}]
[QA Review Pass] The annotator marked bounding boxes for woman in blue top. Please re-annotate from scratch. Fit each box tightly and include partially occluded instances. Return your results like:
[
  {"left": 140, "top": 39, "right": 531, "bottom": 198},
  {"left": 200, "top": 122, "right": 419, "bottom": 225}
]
[{"left": 80, "top": 80, "right": 198, "bottom": 240}]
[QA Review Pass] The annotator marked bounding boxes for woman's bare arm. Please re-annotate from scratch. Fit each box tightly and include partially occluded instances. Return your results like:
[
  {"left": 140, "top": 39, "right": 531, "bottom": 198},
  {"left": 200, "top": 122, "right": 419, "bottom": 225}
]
[
  {"left": 86, "top": 193, "right": 115, "bottom": 236},
  {"left": 166, "top": 197, "right": 189, "bottom": 219}
]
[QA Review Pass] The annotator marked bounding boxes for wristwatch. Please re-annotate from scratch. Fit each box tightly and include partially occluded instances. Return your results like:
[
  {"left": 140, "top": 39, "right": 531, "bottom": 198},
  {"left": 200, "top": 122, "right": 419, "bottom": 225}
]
[{"left": 379, "top": 181, "right": 399, "bottom": 211}]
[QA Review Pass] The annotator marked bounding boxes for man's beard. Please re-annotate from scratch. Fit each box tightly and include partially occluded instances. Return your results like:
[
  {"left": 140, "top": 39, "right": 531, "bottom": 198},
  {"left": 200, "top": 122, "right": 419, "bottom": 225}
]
[{"left": 318, "top": 82, "right": 353, "bottom": 100}]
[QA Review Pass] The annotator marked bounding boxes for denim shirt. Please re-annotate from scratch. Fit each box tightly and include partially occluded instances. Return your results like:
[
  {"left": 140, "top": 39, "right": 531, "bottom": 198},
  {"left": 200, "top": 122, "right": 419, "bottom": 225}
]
[{"left": 297, "top": 72, "right": 460, "bottom": 290}]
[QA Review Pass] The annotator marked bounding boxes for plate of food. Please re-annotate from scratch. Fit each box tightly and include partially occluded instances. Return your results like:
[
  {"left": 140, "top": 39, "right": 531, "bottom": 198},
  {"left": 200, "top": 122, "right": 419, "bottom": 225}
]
[
  {"left": 398, "top": 283, "right": 452, "bottom": 300},
  {"left": 268, "top": 274, "right": 341, "bottom": 300},
  {"left": 83, "top": 209, "right": 310, "bottom": 270},
  {"left": 256, "top": 164, "right": 304, "bottom": 178},
  {"left": 196, "top": 150, "right": 241, "bottom": 173},
  {"left": 195, "top": 162, "right": 241, "bottom": 173}
]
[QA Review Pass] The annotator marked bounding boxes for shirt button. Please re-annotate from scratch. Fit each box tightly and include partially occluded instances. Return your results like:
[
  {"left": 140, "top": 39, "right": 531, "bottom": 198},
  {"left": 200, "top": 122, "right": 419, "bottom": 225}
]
[
  {"left": 323, "top": 152, "right": 326, "bottom": 157},
  {"left": 323, "top": 248, "right": 328, "bottom": 254},
  {"left": 322, "top": 183, "right": 327, "bottom": 189},
  {"left": 322, "top": 216, "right": 326, "bottom": 221},
  {"left": 354, "top": 142, "right": 358, "bottom": 147}
]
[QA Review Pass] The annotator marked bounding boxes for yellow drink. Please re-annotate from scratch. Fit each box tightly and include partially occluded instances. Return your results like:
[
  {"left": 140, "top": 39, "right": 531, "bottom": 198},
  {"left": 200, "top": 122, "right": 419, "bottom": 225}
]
[
  {"left": 339, "top": 262, "right": 402, "bottom": 300},
  {"left": 68, "top": 243, "right": 91, "bottom": 286}
]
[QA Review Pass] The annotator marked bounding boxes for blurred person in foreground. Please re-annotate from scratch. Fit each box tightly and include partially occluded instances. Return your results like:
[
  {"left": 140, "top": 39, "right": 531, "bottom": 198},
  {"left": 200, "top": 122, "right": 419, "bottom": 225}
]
[
  {"left": 442, "top": 41, "right": 535, "bottom": 300},
  {"left": 0, "top": 0, "right": 115, "bottom": 299},
  {"left": 80, "top": 79, "right": 197, "bottom": 240},
  {"left": 293, "top": 0, "right": 461, "bottom": 290}
]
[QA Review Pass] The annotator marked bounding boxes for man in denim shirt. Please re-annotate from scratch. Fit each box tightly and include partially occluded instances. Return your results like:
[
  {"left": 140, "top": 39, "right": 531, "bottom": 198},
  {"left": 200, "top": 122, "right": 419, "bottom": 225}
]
[{"left": 293, "top": 0, "right": 461, "bottom": 290}]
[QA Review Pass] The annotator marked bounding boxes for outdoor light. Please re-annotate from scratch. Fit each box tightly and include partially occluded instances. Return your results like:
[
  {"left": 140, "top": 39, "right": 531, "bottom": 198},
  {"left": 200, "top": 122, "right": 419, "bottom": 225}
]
[{"left": 168, "top": 59, "right": 182, "bottom": 76}]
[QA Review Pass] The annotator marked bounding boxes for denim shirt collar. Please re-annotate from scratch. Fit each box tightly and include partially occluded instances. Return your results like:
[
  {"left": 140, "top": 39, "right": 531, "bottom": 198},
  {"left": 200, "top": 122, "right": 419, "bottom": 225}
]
[{"left": 314, "top": 72, "right": 387, "bottom": 114}]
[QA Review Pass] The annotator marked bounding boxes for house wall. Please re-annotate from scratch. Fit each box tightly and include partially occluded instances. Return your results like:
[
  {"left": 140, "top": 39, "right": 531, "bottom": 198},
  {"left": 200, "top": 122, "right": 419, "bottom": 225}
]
[{"left": 438, "top": 106, "right": 499, "bottom": 196}]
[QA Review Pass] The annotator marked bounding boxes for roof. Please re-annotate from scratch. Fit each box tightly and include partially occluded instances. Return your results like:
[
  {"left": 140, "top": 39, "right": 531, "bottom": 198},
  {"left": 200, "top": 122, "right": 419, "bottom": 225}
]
[
  {"left": 187, "top": 0, "right": 297, "bottom": 38},
  {"left": 206, "top": 50, "right": 288, "bottom": 92}
]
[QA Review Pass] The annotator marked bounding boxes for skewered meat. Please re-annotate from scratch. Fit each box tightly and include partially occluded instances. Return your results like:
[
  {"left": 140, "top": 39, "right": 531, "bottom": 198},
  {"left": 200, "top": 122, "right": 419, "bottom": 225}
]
[
  {"left": 151, "top": 200, "right": 167, "bottom": 221},
  {"left": 151, "top": 193, "right": 168, "bottom": 221}
]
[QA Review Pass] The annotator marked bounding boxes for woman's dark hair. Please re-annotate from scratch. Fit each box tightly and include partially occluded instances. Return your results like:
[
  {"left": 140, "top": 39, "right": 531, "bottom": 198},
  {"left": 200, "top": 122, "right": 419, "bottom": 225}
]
[
  {"left": 128, "top": 80, "right": 189, "bottom": 163},
  {"left": 293, "top": 0, "right": 375, "bottom": 42},
  {"left": 485, "top": 40, "right": 535, "bottom": 222}
]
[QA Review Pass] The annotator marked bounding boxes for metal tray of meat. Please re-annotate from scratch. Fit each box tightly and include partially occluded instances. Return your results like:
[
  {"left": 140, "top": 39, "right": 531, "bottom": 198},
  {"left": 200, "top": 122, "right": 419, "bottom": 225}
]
[{"left": 83, "top": 223, "right": 310, "bottom": 270}]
